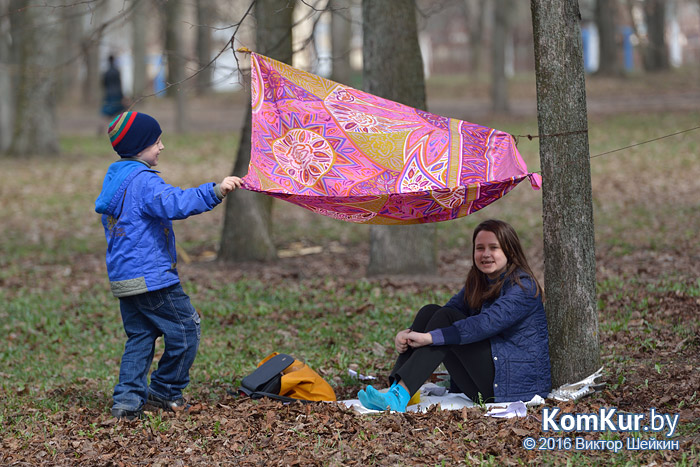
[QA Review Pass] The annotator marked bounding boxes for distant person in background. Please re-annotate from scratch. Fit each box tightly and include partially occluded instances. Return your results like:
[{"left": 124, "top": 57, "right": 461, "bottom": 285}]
[{"left": 101, "top": 55, "right": 126, "bottom": 130}]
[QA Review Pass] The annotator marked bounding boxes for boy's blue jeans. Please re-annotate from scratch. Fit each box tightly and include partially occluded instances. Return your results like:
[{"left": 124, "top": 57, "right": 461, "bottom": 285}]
[{"left": 112, "top": 283, "right": 201, "bottom": 411}]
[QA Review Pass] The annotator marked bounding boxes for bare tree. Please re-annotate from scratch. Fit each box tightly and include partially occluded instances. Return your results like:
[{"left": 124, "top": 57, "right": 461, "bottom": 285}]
[
  {"left": 330, "top": 0, "right": 353, "bottom": 84},
  {"left": 531, "top": 0, "right": 600, "bottom": 386},
  {"left": 195, "top": 0, "right": 214, "bottom": 95},
  {"left": 0, "top": 2, "right": 12, "bottom": 152},
  {"left": 363, "top": 0, "right": 437, "bottom": 276},
  {"left": 80, "top": 1, "right": 104, "bottom": 106},
  {"left": 596, "top": 0, "right": 622, "bottom": 75},
  {"left": 5, "top": 0, "right": 60, "bottom": 156},
  {"left": 643, "top": 0, "right": 670, "bottom": 70},
  {"left": 132, "top": 0, "right": 148, "bottom": 99},
  {"left": 219, "top": 0, "right": 295, "bottom": 262},
  {"left": 491, "top": 0, "right": 512, "bottom": 111},
  {"left": 58, "top": 1, "right": 83, "bottom": 100},
  {"left": 461, "top": 0, "right": 489, "bottom": 75},
  {"left": 163, "top": 0, "right": 187, "bottom": 132}
]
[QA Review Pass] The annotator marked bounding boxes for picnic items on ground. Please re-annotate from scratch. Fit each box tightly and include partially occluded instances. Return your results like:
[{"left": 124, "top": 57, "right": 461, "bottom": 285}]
[
  {"left": 240, "top": 52, "right": 541, "bottom": 225},
  {"left": 548, "top": 366, "right": 606, "bottom": 401},
  {"left": 239, "top": 352, "right": 336, "bottom": 402}
]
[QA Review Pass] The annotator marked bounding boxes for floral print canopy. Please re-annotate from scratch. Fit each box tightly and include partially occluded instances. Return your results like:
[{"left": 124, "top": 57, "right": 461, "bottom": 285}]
[{"left": 241, "top": 53, "right": 541, "bottom": 225}]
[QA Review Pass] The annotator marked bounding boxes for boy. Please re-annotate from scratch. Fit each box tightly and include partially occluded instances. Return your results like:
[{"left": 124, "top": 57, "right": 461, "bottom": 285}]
[{"left": 95, "top": 111, "right": 242, "bottom": 420}]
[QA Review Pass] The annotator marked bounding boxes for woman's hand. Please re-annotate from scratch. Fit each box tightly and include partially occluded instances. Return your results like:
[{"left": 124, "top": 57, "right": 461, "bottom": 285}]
[
  {"left": 406, "top": 331, "right": 433, "bottom": 348},
  {"left": 394, "top": 329, "right": 411, "bottom": 353}
]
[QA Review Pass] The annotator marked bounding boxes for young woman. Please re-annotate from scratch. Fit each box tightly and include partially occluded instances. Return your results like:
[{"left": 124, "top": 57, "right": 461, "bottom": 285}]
[{"left": 358, "top": 219, "right": 551, "bottom": 412}]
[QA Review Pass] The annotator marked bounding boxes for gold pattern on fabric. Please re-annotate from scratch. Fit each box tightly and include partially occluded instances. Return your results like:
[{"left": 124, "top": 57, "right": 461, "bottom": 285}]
[
  {"left": 252, "top": 166, "right": 284, "bottom": 192},
  {"left": 449, "top": 119, "right": 463, "bottom": 187},
  {"left": 270, "top": 60, "right": 338, "bottom": 100},
  {"left": 346, "top": 131, "right": 410, "bottom": 172}
]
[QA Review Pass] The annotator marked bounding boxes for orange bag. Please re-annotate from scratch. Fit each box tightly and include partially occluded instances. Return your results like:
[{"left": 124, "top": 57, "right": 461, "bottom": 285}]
[{"left": 241, "top": 352, "right": 336, "bottom": 402}]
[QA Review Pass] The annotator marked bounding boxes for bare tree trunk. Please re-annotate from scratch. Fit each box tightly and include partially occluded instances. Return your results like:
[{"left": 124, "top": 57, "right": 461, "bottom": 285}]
[
  {"left": 644, "top": 0, "right": 669, "bottom": 71},
  {"left": 164, "top": 0, "right": 186, "bottom": 132},
  {"left": 595, "top": 0, "right": 621, "bottom": 75},
  {"left": 7, "top": 0, "right": 60, "bottom": 156},
  {"left": 363, "top": 0, "right": 437, "bottom": 277},
  {"left": 195, "top": 0, "right": 214, "bottom": 95},
  {"left": 0, "top": 1, "right": 13, "bottom": 152},
  {"left": 531, "top": 0, "right": 600, "bottom": 387},
  {"left": 81, "top": 2, "right": 103, "bottom": 106},
  {"left": 461, "top": 0, "right": 488, "bottom": 75},
  {"left": 132, "top": 0, "right": 148, "bottom": 99},
  {"left": 219, "top": 0, "right": 295, "bottom": 262},
  {"left": 491, "top": 0, "right": 510, "bottom": 112},
  {"left": 58, "top": 3, "right": 82, "bottom": 101},
  {"left": 219, "top": 106, "right": 276, "bottom": 261},
  {"left": 330, "top": 0, "right": 353, "bottom": 84}
]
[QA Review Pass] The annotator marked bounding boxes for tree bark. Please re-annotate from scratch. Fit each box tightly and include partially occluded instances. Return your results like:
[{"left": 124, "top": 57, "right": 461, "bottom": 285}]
[
  {"left": 195, "top": 0, "right": 214, "bottom": 95},
  {"left": 58, "top": 3, "right": 83, "bottom": 101},
  {"left": 219, "top": 0, "right": 295, "bottom": 262},
  {"left": 132, "top": 0, "right": 148, "bottom": 99},
  {"left": 531, "top": 0, "right": 600, "bottom": 387},
  {"left": 595, "top": 0, "right": 621, "bottom": 75},
  {"left": 491, "top": 0, "right": 511, "bottom": 112},
  {"left": 0, "top": 1, "right": 12, "bottom": 152},
  {"left": 6, "top": 0, "right": 60, "bottom": 156},
  {"left": 80, "top": 0, "right": 103, "bottom": 106},
  {"left": 219, "top": 106, "right": 276, "bottom": 260},
  {"left": 643, "top": 0, "right": 669, "bottom": 71},
  {"left": 362, "top": 0, "right": 437, "bottom": 276},
  {"left": 462, "top": 0, "right": 488, "bottom": 75},
  {"left": 164, "top": 0, "right": 187, "bottom": 132},
  {"left": 330, "top": 0, "right": 353, "bottom": 84}
]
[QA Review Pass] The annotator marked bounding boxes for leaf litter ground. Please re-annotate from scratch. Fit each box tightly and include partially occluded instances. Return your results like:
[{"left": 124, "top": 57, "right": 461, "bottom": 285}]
[
  {"left": 1, "top": 245, "right": 698, "bottom": 466},
  {"left": 2, "top": 99, "right": 699, "bottom": 465}
]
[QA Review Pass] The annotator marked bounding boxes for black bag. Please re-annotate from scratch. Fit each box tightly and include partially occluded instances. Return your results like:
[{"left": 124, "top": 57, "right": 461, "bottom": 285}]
[{"left": 238, "top": 353, "right": 299, "bottom": 402}]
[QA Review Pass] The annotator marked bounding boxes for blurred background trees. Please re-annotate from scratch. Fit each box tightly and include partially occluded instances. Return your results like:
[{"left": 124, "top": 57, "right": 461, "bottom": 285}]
[
  {"left": 2, "top": 0, "right": 697, "bottom": 156},
  {"left": 1, "top": 0, "right": 697, "bottom": 384}
]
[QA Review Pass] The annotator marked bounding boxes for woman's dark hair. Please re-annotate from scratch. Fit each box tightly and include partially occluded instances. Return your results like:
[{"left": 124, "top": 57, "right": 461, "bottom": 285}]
[{"left": 464, "top": 219, "right": 543, "bottom": 310}]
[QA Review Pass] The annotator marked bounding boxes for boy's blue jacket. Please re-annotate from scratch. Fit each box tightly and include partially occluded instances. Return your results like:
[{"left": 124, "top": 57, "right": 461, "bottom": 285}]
[
  {"left": 95, "top": 159, "right": 222, "bottom": 297},
  {"left": 430, "top": 272, "right": 551, "bottom": 403}
]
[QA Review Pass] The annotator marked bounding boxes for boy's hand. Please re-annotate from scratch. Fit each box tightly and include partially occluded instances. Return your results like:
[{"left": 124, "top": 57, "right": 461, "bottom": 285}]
[{"left": 219, "top": 176, "right": 243, "bottom": 196}]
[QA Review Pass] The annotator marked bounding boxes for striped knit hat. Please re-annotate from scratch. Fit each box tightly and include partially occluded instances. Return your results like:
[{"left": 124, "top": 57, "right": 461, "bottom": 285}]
[{"left": 108, "top": 112, "right": 162, "bottom": 157}]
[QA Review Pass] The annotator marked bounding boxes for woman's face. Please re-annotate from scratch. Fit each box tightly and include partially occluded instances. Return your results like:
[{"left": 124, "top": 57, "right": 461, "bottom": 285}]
[{"left": 473, "top": 230, "right": 508, "bottom": 279}]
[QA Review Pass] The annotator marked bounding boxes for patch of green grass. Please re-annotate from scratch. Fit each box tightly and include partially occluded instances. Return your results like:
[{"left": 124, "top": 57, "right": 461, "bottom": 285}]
[
  {"left": 2, "top": 109, "right": 699, "bottom": 464},
  {"left": 190, "top": 278, "right": 452, "bottom": 392},
  {"left": 645, "top": 277, "right": 700, "bottom": 297}
]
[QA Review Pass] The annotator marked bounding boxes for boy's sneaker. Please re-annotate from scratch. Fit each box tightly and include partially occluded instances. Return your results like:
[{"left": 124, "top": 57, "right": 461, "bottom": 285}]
[
  {"left": 147, "top": 393, "right": 189, "bottom": 412},
  {"left": 111, "top": 407, "right": 144, "bottom": 421}
]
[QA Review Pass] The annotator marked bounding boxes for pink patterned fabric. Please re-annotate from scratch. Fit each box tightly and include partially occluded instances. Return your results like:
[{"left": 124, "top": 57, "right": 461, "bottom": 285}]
[{"left": 242, "top": 53, "right": 541, "bottom": 225}]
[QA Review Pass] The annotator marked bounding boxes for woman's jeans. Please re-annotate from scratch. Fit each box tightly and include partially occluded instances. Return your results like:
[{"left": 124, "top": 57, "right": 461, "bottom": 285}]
[
  {"left": 390, "top": 304, "right": 495, "bottom": 403},
  {"left": 112, "top": 283, "right": 201, "bottom": 411}
]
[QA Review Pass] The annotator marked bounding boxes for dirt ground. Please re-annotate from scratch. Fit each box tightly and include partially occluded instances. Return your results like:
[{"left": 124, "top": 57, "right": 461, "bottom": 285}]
[
  {"left": 4, "top": 71, "right": 698, "bottom": 465},
  {"left": 2, "top": 245, "right": 698, "bottom": 466}
]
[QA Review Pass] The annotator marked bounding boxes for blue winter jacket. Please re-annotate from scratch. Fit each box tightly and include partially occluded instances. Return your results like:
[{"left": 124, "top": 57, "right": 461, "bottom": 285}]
[
  {"left": 429, "top": 272, "right": 551, "bottom": 402},
  {"left": 95, "top": 159, "right": 223, "bottom": 297}
]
